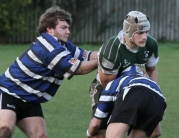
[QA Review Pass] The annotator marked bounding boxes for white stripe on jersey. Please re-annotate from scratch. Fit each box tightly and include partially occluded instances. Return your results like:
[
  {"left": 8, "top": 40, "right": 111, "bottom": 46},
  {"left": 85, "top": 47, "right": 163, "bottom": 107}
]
[
  {"left": 105, "top": 81, "right": 113, "bottom": 90},
  {"left": 42, "top": 92, "right": 52, "bottom": 101},
  {"left": 47, "top": 51, "right": 70, "bottom": 70},
  {"left": 37, "top": 36, "right": 54, "bottom": 52},
  {"left": 74, "top": 47, "right": 81, "bottom": 58},
  {"left": 63, "top": 59, "right": 81, "bottom": 79},
  {"left": 16, "top": 58, "right": 62, "bottom": 85},
  {"left": 127, "top": 83, "right": 166, "bottom": 100},
  {"left": 108, "top": 36, "right": 118, "bottom": 59},
  {"left": 99, "top": 95, "right": 114, "bottom": 102},
  {"left": 27, "top": 50, "right": 42, "bottom": 64},
  {"left": 0, "top": 86, "right": 26, "bottom": 102},
  {"left": 114, "top": 43, "right": 122, "bottom": 63},
  {"left": 95, "top": 108, "right": 109, "bottom": 118},
  {"left": 54, "top": 79, "right": 63, "bottom": 85},
  {"left": 116, "top": 76, "right": 129, "bottom": 91},
  {"left": 4, "top": 68, "right": 50, "bottom": 99},
  {"left": 105, "top": 76, "right": 128, "bottom": 93},
  {"left": 129, "top": 76, "right": 161, "bottom": 89},
  {"left": 122, "top": 87, "right": 131, "bottom": 100}
]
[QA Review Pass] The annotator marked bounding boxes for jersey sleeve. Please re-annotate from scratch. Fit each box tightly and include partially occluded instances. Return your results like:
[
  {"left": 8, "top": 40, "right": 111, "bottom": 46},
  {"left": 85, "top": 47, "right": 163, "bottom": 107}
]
[
  {"left": 34, "top": 35, "right": 82, "bottom": 80},
  {"left": 94, "top": 74, "right": 132, "bottom": 119},
  {"left": 94, "top": 82, "right": 115, "bottom": 119},
  {"left": 146, "top": 55, "right": 159, "bottom": 67},
  {"left": 98, "top": 36, "right": 121, "bottom": 75},
  {"left": 45, "top": 47, "right": 82, "bottom": 80},
  {"left": 66, "top": 40, "right": 91, "bottom": 61},
  {"left": 146, "top": 35, "right": 159, "bottom": 67}
]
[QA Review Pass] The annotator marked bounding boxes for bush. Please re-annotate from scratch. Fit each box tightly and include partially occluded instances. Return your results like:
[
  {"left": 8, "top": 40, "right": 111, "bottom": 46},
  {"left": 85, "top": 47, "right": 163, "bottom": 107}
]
[{"left": 0, "top": 0, "right": 32, "bottom": 43}]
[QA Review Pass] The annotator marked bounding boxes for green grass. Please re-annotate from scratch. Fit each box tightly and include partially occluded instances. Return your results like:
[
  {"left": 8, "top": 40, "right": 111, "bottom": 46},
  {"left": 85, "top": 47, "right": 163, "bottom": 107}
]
[{"left": 0, "top": 42, "right": 178, "bottom": 138}]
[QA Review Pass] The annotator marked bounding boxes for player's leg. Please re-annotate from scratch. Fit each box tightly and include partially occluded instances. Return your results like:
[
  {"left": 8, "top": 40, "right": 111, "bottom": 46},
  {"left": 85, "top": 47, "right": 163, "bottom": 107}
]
[
  {"left": 16, "top": 117, "right": 48, "bottom": 138},
  {"left": 90, "top": 104, "right": 109, "bottom": 138},
  {"left": 0, "top": 110, "right": 16, "bottom": 138},
  {"left": 149, "top": 123, "right": 161, "bottom": 138},
  {"left": 128, "top": 118, "right": 161, "bottom": 138},
  {"left": 106, "top": 122, "right": 130, "bottom": 138},
  {"left": 0, "top": 93, "right": 18, "bottom": 138},
  {"left": 89, "top": 78, "right": 102, "bottom": 109},
  {"left": 128, "top": 129, "right": 147, "bottom": 138},
  {"left": 89, "top": 78, "right": 106, "bottom": 138},
  {"left": 145, "top": 87, "right": 166, "bottom": 138},
  {"left": 106, "top": 87, "right": 141, "bottom": 138},
  {"left": 16, "top": 101, "right": 48, "bottom": 138},
  {"left": 130, "top": 87, "right": 166, "bottom": 138}
]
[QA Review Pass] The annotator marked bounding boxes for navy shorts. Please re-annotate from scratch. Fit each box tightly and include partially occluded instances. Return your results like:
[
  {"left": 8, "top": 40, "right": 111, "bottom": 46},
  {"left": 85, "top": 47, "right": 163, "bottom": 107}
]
[
  {"left": 0, "top": 93, "right": 44, "bottom": 122},
  {"left": 108, "top": 86, "right": 166, "bottom": 137}
]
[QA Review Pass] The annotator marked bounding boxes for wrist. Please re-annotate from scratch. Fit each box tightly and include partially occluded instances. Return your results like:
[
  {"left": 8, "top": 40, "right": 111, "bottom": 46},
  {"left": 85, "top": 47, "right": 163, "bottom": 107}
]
[{"left": 86, "top": 129, "right": 92, "bottom": 138}]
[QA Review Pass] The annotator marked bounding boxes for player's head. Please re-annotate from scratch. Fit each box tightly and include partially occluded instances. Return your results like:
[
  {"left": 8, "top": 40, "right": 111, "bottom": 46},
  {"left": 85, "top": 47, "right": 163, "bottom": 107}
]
[
  {"left": 121, "top": 65, "right": 144, "bottom": 76},
  {"left": 38, "top": 5, "right": 72, "bottom": 34},
  {"left": 123, "top": 11, "right": 150, "bottom": 43}
]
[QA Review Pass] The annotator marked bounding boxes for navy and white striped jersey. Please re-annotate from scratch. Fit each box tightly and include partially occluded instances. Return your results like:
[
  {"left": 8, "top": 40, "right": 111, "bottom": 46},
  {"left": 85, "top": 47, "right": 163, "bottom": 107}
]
[
  {"left": 0, "top": 33, "right": 91, "bottom": 103},
  {"left": 94, "top": 67, "right": 166, "bottom": 119}
]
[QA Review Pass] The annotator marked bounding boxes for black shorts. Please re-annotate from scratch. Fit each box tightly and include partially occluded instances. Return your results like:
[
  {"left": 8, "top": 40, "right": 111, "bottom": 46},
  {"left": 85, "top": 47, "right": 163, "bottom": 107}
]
[
  {"left": 0, "top": 93, "right": 44, "bottom": 122},
  {"left": 108, "top": 86, "right": 166, "bottom": 137}
]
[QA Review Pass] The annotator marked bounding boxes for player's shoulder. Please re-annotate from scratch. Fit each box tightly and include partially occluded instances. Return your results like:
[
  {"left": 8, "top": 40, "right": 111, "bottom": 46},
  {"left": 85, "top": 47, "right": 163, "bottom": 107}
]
[
  {"left": 146, "top": 35, "right": 158, "bottom": 47},
  {"left": 103, "top": 35, "right": 120, "bottom": 48},
  {"left": 66, "top": 40, "right": 76, "bottom": 48},
  {"left": 100, "top": 35, "right": 122, "bottom": 55}
]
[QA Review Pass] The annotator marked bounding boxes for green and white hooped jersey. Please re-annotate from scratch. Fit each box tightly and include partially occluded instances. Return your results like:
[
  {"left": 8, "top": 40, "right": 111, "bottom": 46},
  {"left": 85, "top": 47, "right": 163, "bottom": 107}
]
[{"left": 98, "top": 31, "right": 159, "bottom": 75}]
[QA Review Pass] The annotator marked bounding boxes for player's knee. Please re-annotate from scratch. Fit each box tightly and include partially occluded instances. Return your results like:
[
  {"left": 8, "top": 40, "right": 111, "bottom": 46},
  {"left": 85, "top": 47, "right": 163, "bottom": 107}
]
[
  {"left": 154, "top": 131, "right": 161, "bottom": 137},
  {"left": 150, "top": 131, "right": 162, "bottom": 138},
  {"left": 27, "top": 132, "right": 48, "bottom": 138},
  {"left": 39, "top": 133, "right": 48, "bottom": 138},
  {"left": 34, "top": 131, "right": 48, "bottom": 138},
  {"left": 0, "top": 126, "right": 12, "bottom": 138}
]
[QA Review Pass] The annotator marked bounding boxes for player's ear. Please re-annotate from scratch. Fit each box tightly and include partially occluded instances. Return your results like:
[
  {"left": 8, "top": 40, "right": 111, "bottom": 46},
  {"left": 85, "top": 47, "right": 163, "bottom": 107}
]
[{"left": 47, "top": 27, "right": 54, "bottom": 35}]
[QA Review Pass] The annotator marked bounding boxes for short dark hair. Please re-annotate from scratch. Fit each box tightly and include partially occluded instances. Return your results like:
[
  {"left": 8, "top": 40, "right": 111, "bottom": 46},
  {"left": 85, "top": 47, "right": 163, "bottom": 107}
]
[{"left": 37, "top": 5, "right": 72, "bottom": 34}]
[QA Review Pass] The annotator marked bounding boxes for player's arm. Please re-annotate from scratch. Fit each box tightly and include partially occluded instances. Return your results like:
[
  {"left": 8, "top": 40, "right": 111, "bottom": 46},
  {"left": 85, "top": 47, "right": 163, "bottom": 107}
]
[
  {"left": 145, "top": 37, "right": 159, "bottom": 83},
  {"left": 98, "top": 36, "right": 120, "bottom": 87},
  {"left": 66, "top": 40, "right": 98, "bottom": 61},
  {"left": 86, "top": 118, "right": 102, "bottom": 138},
  {"left": 87, "top": 84, "right": 115, "bottom": 137},
  {"left": 99, "top": 69, "right": 117, "bottom": 87},
  {"left": 145, "top": 52, "right": 159, "bottom": 83},
  {"left": 145, "top": 65, "right": 158, "bottom": 83},
  {"left": 75, "top": 60, "right": 97, "bottom": 75},
  {"left": 89, "top": 51, "right": 98, "bottom": 60}
]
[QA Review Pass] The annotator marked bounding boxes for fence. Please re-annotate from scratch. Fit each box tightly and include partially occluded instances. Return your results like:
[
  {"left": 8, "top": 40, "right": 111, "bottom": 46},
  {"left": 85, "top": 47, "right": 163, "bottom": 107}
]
[{"left": 9, "top": 0, "right": 179, "bottom": 44}]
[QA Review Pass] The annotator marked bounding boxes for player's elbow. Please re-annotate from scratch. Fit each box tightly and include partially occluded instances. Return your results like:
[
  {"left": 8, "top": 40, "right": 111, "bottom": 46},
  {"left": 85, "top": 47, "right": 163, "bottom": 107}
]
[
  {"left": 75, "top": 61, "right": 97, "bottom": 75},
  {"left": 90, "top": 119, "right": 101, "bottom": 130},
  {"left": 90, "top": 122, "right": 100, "bottom": 130}
]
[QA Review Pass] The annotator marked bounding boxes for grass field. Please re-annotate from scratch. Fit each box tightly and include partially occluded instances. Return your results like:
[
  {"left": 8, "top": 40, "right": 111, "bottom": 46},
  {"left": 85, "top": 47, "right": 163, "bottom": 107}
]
[{"left": 0, "top": 42, "right": 178, "bottom": 138}]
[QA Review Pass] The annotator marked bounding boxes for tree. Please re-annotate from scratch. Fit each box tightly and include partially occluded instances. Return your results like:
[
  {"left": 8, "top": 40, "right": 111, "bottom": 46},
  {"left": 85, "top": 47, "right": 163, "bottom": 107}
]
[{"left": 0, "top": 0, "right": 32, "bottom": 43}]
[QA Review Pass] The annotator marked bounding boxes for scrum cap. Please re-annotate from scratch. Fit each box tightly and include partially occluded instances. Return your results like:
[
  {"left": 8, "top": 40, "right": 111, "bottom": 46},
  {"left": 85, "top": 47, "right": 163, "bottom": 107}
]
[{"left": 123, "top": 11, "right": 150, "bottom": 42}]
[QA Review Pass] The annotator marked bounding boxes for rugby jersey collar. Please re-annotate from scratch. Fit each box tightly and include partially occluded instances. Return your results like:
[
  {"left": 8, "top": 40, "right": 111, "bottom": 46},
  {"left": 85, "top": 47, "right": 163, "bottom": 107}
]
[
  {"left": 41, "top": 32, "right": 59, "bottom": 43},
  {"left": 41, "top": 32, "right": 67, "bottom": 46}
]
